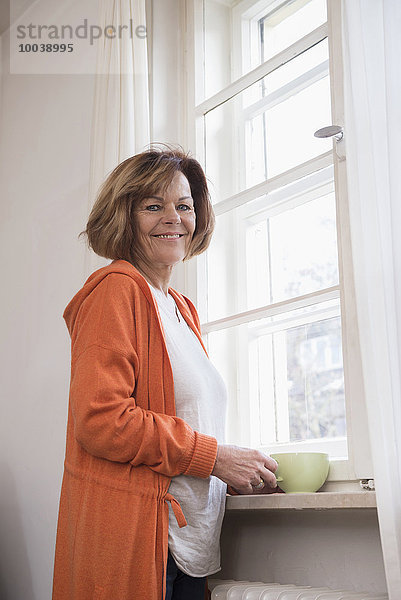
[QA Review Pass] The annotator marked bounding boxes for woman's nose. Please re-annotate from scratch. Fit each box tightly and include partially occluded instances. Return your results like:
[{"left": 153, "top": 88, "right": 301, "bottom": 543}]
[{"left": 162, "top": 204, "right": 181, "bottom": 223}]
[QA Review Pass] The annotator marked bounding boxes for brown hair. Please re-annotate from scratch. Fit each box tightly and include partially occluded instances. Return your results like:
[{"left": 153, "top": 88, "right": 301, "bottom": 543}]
[{"left": 79, "top": 146, "right": 215, "bottom": 264}]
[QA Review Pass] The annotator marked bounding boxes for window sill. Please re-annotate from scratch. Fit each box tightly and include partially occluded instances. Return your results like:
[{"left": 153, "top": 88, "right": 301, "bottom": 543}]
[{"left": 225, "top": 490, "right": 377, "bottom": 511}]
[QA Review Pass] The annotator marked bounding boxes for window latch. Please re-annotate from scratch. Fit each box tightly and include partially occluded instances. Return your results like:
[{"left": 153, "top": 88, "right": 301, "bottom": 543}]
[
  {"left": 314, "top": 125, "right": 344, "bottom": 141},
  {"left": 360, "top": 479, "right": 375, "bottom": 491},
  {"left": 314, "top": 125, "right": 345, "bottom": 161}
]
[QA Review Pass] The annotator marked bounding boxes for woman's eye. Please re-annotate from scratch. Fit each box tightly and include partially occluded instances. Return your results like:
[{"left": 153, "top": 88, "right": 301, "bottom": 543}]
[{"left": 143, "top": 203, "right": 193, "bottom": 212}]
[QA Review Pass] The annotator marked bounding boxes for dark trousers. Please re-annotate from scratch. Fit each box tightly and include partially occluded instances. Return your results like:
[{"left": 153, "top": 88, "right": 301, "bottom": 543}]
[{"left": 165, "top": 551, "right": 207, "bottom": 600}]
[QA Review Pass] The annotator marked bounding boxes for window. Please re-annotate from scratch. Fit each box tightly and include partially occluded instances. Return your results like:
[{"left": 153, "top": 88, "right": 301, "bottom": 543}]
[{"left": 183, "top": 0, "right": 372, "bottom": 482}]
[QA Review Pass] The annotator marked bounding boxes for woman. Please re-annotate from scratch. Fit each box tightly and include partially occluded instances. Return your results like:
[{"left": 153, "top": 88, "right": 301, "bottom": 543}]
[{"left": 52, "top": 148, "right": 278, "bottom": 600}]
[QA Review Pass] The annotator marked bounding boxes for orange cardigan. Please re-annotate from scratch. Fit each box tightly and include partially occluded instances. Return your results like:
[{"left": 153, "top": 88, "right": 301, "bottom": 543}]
[{"left": 52, "top": 259, "right": 218, "bottom": 600}]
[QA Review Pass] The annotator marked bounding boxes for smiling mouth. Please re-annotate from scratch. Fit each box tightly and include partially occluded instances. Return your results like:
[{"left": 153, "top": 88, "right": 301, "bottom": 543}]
[{"left": 153, "top": 234, "right": 184, "bottom": 239}]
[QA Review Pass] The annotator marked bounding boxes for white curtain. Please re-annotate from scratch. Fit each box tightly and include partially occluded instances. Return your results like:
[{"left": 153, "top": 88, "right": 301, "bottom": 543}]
[
  {"left": 342, "top": 1, "right": 401, "bottom": 597},
  {"left": 86, "top": 0, "right": 151, "bottom": 273}
]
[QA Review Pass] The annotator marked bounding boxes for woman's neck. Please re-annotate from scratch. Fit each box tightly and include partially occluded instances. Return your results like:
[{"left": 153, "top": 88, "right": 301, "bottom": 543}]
[{"left": 133, "top": 260, "right": 173, "bottom": 296}]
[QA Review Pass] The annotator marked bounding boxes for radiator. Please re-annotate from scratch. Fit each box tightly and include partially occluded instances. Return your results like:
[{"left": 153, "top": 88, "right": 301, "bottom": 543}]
[{"left": 208, "top": 579, "right": 389, "bottom": 600}]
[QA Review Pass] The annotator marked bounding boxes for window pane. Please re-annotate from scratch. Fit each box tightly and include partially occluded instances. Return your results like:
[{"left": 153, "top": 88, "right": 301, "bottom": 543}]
[
  {"left": 205, "top": 46, "right": 332, "bottom": 202},
  {"left": 206, "top": 170, "right": 339, "bottom": 322},
  {"left": 253, "top": 192, "right": 339, "bottom": 305},
  {"left": 204, "top": 0, "right": 232, "bottom": 99},
  {"left": 258, "top": 316, "right": 346, "bottom": 446},
  {"left": 207, "top": 210, "right": 239, "bottom": 322},
  {"left": 255, "top": 77, "right": 332, "bottom": 179},
  {"left": 243, "top": 38, "right": 329, "bottom": 103},
  {"left": 206, "top": 325, "right": 241, "bottom": 444},
  {"left": 207, "top": 301, "right": 347, "bottom": 458},
  {"left": 260, "top": 0, "right": 327, "bottom": 64},
  {"left": 203, "top": 0, "right": 327, "bottom": 99}
]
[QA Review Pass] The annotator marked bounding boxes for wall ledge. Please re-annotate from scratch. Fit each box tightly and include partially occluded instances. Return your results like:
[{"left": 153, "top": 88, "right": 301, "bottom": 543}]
[{"left": 226, "top": 491, "right": 377, "bottom": 511}]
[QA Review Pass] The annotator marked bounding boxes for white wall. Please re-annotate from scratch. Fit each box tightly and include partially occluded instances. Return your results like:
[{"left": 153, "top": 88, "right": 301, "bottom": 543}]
[
  {"left": 0, "top": 26, "right": 95, "bottom": 600},
  {"left": 218, "top": 509, "right": 387, "bottom": 593}
]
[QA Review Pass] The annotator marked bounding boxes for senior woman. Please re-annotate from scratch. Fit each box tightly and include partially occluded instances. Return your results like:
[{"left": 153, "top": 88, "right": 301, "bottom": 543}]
[{"left": 52, "top": 148, "right": 278, "bottom": 600}]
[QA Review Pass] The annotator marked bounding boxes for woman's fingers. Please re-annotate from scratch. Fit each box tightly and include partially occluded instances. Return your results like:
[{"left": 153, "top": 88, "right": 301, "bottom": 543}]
[
  {"left": 260, "top": 464, "right": 278, "bottom": 487},
  {"left": 250, "top": 469, "right": 276, "bottom": 489},
  {"left": 265, "top": 456, "right": 279, "bottom": 473},
  {"left": 244, "top": 451, "right": 278, "bottom": 488},
  {"left": 211, "top": 445, "right": 278, "bottom": 494},
  {"left": 251, "top": 480, "right": 279, "bottom": 495}
]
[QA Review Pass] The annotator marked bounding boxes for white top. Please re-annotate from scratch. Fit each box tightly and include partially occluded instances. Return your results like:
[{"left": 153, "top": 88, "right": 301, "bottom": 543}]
[{"left": 149, "top": 284, "right": 227, "bottom": 577}]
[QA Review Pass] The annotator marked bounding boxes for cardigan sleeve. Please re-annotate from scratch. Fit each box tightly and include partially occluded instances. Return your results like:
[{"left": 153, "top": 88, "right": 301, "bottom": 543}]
[
  {"left": 69, "top": 343, "right": 217, "bottom": 477},
  {"left": 67, "top": 274, "right": 217, "bottom": 478}
]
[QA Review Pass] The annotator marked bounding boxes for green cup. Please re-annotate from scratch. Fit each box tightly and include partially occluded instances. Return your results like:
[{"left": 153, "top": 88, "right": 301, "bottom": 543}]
[{"left": 270, "top": 452, "right": 329, "bottom": 494}]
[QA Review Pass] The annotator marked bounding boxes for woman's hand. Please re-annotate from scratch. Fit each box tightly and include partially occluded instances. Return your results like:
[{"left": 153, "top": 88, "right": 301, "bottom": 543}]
[{"left": 211, "top": 444, "right": 278, "bottom": 494}]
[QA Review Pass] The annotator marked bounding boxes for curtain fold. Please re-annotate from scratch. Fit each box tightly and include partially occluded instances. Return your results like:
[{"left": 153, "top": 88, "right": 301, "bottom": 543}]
[
  {"left": 342, "top": 1, "right": 401, "bottom": 597},
  {"left": 86, "top": 0, "right": 150, "bottom": 273},
  {"left": 89, "top": 0, "right": 150, "bottom": 194}
]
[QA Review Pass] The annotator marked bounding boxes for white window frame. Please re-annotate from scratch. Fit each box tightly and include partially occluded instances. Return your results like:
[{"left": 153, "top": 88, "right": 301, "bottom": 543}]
[{"left": 182, "top": 0, "right": 373, "bottom": 486}]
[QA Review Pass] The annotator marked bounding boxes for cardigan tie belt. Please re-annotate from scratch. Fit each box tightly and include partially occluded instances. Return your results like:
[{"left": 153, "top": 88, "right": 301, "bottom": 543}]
[{"left": 164, "top": 493, "right": 187, "bottom": 528}]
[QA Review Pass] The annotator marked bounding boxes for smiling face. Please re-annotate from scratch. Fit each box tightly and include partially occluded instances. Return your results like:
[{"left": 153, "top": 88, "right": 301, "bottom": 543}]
[{"left": 134, "top": 171, "right": 196, "bottom": 270}]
